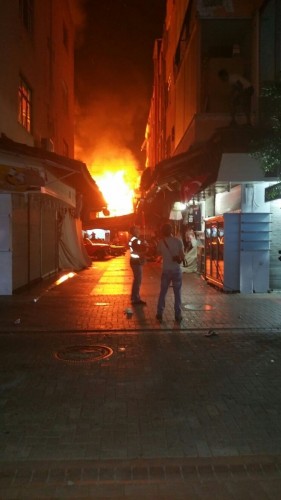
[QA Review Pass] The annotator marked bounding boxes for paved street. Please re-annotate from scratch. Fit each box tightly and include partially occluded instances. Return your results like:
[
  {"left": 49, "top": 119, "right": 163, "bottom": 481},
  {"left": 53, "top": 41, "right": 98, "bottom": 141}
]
[{"left": 1, "top": 253, "right": 281, "bottom": 498}]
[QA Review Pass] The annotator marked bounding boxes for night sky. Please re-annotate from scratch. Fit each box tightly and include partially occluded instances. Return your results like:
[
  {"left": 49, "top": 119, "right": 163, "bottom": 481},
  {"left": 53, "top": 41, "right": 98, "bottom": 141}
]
[{"left": 74, "top": 0, "right": 166, "bottom": 171}]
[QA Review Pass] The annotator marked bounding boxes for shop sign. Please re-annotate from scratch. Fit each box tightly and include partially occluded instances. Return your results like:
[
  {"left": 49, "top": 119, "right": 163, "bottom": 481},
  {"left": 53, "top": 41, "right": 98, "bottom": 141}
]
[{"left": 0, "top": 164, "right": 45, "bottom": 192}]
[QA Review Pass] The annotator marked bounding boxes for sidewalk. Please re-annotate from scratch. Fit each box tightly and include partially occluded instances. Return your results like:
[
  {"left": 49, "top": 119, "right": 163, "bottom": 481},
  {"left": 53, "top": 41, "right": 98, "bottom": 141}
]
[
  {"left": 1, "top": 252, "right": 281, "bottom": 333},
  {"left": 1, "top": 254, "right": 281, "bottom": 499}
]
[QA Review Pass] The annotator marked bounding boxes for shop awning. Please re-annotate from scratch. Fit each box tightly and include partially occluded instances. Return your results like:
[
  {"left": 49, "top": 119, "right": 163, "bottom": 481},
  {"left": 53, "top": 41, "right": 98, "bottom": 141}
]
[
  {"left": 0, "top": 150, "right": 46, "bottom": 192},
  {"left": 42, "top": 158, "right": 106, "bottom": 213},
  {"left": 143, "top": 126, "right": 263, "bottom": 202},
  {"left": 138, "top": 126, "right": 261, "bottom": 226},
  {"left": 143, "top": 136, "right": 222, "bottom": 203},
  {"left": 0, "top": 136, "right": 107, "bottom": 213}
]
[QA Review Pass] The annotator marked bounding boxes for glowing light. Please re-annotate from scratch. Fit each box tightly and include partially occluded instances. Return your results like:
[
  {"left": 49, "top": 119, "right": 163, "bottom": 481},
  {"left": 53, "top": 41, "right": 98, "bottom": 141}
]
[
  {"left": 76, "top": 141, "right": 140, "bottom": 217},
  {"left": 87, "top": 150, "right": 140, "bottom": 217},
  {"left": 94, "top": 170, "right": 135, "bottom": 216},
  {"left": 55, "top": 272, "right": 76, "bottom": 286}
]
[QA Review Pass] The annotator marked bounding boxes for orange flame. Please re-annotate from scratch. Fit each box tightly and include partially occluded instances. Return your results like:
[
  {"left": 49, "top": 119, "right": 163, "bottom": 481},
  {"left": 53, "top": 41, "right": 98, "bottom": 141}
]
[
  {"left": 86, "top": 147, "right": 140, "bottom": 217},
  {"left": 93, "top": 171, "right": 135, "bottom": 216}
]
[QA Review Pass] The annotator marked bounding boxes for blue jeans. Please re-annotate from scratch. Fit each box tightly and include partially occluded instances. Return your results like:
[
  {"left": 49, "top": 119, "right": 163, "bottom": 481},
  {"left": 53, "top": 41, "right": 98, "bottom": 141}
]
[
  {"left": 157, "top": 269, "right": 182, "bottom": 317},
  {"left": 130, "top": 262, "right": 143, "bottom": 302}
]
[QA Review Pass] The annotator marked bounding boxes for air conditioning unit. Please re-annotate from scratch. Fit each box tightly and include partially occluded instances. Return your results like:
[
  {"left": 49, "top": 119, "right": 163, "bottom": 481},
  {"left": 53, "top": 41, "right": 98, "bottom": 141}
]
[{"left": 41, "top": 137, "right": 54, "bottom": 152}]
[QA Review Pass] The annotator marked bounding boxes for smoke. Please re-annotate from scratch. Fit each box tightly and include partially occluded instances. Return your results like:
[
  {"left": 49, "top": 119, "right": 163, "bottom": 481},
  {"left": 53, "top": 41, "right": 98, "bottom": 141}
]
[
  {"left": 72, "top": 0, "right": 167, "bottom": 216},
  {"left": 75, "top": 98, "right": 141, "bottom": 216},
  {"left": 74, "top": 0, "right": 166, "bottom": 177},
  {"left": 74, "top": 81, "right": 149, "bottom": 177}
]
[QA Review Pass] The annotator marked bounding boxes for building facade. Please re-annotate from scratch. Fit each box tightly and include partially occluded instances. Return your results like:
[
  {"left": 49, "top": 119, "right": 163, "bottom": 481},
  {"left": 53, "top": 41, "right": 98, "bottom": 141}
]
[
  {"left": 141, "top": 0, "right": 281, "bottom": 291},
  {"left": 0, "top": 1, "right": 106, "bottom": 294},
  {"left": 0, "top": 0, "right": 75, "bottom": 156}
]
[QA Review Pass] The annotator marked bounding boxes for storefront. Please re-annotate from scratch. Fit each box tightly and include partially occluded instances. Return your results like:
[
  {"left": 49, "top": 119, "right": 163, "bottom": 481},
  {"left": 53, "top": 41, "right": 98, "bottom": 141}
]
[
  {"left": 0, "top": 139, "right": 106, "bottom": 294},
  {"left": 139, "top": 128, "right": 281, "bottom": 292}
]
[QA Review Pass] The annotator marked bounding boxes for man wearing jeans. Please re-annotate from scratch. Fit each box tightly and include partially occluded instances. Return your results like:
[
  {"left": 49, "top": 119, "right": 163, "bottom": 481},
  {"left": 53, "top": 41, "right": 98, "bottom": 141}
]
[{"left": 156, "top": 223, "right": 185, "bottom": 323}]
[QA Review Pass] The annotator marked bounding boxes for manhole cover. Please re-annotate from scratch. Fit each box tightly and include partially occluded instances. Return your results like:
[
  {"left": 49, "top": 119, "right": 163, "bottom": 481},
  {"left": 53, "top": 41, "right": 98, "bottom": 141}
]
[
  {"left": 184, "top": 304, "right": 214, "bottom": 311},
  {"left": 55, "top": 345, "right": 113, "bottom": 362}
]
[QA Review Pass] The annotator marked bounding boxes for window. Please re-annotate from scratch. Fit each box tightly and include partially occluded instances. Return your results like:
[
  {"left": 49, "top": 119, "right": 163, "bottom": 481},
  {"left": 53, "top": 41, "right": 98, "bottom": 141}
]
[
  {"left": 18, "top": 76, "right": 32, "bottom": 132},
  {"left": 173, "top": 1, "right": 194, "bottom": 77},
  {"left": 19, "top": 0, "right": 33, "bottom": 33}
]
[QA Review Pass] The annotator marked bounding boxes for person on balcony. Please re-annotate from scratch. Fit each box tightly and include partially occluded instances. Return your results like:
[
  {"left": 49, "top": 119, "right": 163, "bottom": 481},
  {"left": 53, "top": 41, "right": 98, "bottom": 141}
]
[{"left": 218, "top": 69, "right": 254, "bottom": 126}]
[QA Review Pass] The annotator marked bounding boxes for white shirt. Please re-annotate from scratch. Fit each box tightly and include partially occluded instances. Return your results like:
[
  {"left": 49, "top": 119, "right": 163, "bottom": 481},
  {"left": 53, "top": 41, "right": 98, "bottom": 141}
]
[
  {"left": 229, "top": 74, "right": 252, "bottom": 89},
  {"left": 157, "top": 236, "right": 184, "bottom": 271}
]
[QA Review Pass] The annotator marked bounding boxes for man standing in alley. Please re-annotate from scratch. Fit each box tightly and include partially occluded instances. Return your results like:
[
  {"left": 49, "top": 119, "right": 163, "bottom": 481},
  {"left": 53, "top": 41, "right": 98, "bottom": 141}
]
[
  {"left": 129, "top": 225, "right": 147, "bottom": 305},
  {"left": 218, "top": 68, "right": 254, "bottom": 125},
  {"left": 156, "top": 223, "right": 185, "bottom": 323}
]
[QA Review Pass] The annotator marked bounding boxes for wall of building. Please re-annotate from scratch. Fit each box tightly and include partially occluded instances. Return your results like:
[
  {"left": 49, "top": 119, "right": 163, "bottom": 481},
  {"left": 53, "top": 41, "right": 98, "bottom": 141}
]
[
  {"left": 148, "top": 0, "right": 265, "bottom": 166},
  {"left": 0, "top": 3, "right": 32, "bottom": 146},
  {"left": 0, "top": 0, "right": 75, "bottom": 157},
  {"left": 175, "top": 23, "right": 200, "bottom": 149},
  {"left": 11, "top": 193, "right": 60, "bottom": 291},
  {"left": 142, "top": 0, "right": 281, "bottom": 294}
]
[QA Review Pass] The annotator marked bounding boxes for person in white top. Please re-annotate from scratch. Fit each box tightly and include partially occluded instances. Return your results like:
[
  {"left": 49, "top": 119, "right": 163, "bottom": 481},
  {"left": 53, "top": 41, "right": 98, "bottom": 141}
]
[
  {"left": 218, "top": 68, "right": 254, "bottom": 125},
  {"left": 156, "top": 223, "right": 185, "bottom": 323}
]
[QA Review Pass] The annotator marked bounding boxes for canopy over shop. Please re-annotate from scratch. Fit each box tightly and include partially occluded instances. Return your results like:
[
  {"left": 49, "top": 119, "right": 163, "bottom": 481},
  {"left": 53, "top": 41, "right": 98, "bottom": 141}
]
[
  {"left": 0, "top": 136, "right": 107, "bottom": 294},
  {"left": 137, "top": 126, "right": 262, "bottom": 230},
  {"left": 0, "top": 135, "right": 106, "bottom": 216}
]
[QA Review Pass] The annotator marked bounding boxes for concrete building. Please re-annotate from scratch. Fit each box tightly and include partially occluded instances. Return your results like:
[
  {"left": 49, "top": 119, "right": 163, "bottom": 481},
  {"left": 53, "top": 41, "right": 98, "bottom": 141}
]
[
  {"left": 139, "top": 0, "right": 281, "bottom": 293},
  {"left": 140, "top": 0, "right": 281, "bottom": 292},
  {"left": 0, "top": 0, "right": 75, "bottom": 155},
  {"left": 0, "top": 1, "right": 106, "bottom": 294}
]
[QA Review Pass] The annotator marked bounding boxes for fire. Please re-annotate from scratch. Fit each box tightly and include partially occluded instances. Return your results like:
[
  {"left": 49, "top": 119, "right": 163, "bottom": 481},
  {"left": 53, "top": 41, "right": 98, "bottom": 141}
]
[
  {"left": 87, "top": 149, "right": 140, "bottom": 217},
  {"left": 94, "top": 170, "right": 135, "bottom": 217}
]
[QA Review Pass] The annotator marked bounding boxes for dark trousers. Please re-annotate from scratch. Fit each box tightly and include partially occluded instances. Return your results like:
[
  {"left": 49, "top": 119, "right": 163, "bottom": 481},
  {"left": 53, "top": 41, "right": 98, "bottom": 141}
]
[
  {"left": 231, "top": 85, "right": 254, "bottom": 124},
  {"left": 130, "top": 262, "right": 143, "bottom": 302}
]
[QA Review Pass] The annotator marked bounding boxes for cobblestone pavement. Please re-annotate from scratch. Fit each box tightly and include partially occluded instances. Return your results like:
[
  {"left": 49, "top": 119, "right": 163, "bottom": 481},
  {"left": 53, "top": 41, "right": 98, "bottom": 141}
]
[
  {"left": 1, "top": 254, "right": 281, "bottom": 498},
  {"left": 1, "top": 253, "right": 281, "bottom": 334}
]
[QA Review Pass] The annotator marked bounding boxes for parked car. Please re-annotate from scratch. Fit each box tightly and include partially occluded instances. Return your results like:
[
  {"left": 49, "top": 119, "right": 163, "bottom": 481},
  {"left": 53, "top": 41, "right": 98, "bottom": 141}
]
[
  {"left": 109, "top": 244, "right": 127, "bottom": 256},
  {"left": 83, "top": 238, "right": 111, "bottom": 260}
]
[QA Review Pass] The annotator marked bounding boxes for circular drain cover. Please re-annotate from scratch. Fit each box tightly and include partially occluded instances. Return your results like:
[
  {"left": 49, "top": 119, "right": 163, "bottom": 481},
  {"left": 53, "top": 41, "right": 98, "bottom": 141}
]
[
  {"left": 55, "top": 345, "right": 113, "bottom": 362},
  {"left": 184, "top": 304, "right": 214, "bottom": 311}
]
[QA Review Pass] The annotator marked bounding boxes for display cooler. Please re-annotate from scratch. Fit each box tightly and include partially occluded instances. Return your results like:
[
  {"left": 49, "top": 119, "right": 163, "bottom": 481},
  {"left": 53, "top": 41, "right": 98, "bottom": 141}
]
[{"left": 204, "top": 213, "right": 271, "bottom": 293}]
